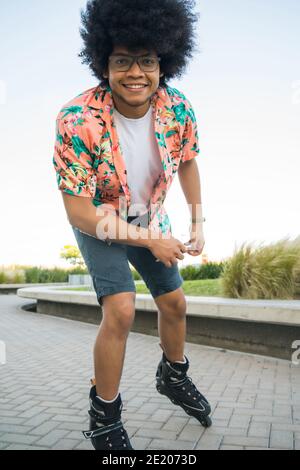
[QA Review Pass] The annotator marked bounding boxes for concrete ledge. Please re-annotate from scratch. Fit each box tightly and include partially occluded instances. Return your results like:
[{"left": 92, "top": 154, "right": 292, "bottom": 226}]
[
  {"left": 18, "top": 285, "right": 300, "bottom": 326},
  {"left": 17, "top": 285, "right": 300, "bottom": 360},
  {"left": 0, "top": 283, "right": 69, "bottom": 295}
]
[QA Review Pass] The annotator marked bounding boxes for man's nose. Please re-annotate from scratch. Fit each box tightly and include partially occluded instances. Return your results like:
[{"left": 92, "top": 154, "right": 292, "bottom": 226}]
[{"left": 128, "top": 59, "right": 144, "bottom": 74}]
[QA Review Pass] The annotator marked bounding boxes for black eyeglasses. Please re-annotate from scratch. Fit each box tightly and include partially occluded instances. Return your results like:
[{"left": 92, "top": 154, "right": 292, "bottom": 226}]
[{"left": 108, "top": 54, "right": 161, "bottom": 72}]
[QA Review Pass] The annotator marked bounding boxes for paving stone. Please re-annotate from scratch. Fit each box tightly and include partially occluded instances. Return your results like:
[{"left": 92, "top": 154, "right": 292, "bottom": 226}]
[
  {"left": 130, "top": 437, "right": 152, "bottom": 450},
  {"left": 1, "top": 294, "right": 299, "bottom": 451},
  {"left": 30, "top": 421, "right": 60, "bottom": 436},
  {"left": 270, "top": 430, "right": 294, "bottom": 450},
  {"left": 222, "top": 436, "right": 269, "bottom": 448},
  {"left": 4, "top": 444, "right": 49, "bottom": 450},
  {"left": 195, "top": 434, "right": 223, "bottom": 450},
  {"left": 34, "top": 430, "right": 69, "bottom": 447},
  {"left": 0, "top": 433, "right": 39, "bottom": 445},
  {"left": 148, "top": 439, "right": 194, "bottom": 450},
  {"left": 220, "top": 445, "right": 244, "bottom": 450},
  {"left": 52, "top": 439, "right": 81, "bottom": 450}
]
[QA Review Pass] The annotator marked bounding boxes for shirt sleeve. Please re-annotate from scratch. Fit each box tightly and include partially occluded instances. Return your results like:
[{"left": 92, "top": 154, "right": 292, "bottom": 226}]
[
  {"left": 180, "top": 101, "right": 200, "bottom": 163},
  {"left": 52, "top": 116, "right": 97, "bottom": 198}
]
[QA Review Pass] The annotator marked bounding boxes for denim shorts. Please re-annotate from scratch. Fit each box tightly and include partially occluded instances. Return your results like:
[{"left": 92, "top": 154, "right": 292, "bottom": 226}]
[{"left": 71, "top": 211, "right": 183, "bottom": 306}]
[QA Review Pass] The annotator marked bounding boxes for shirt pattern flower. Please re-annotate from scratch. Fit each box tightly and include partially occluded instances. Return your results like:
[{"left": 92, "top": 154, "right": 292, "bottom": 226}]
[{"left": 53, "top": 84, "right": 200, "bottom": 236}]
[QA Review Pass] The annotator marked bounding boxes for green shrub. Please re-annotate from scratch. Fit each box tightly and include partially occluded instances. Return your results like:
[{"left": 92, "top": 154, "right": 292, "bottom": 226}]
[
  {"left": 0, "top": 264, "right": 88, "bottom": 284},
  {"left": 131, "top": 269, "right": 142, "bottom": 280},
  {"left": 294, "top": 266, "right": 300, "bottom": 296},
  {"left": 0, "top": 265, "right": 26, "bottom": 284},
  {"left": 180, "top": 262, "right": 224, "bottom": 281},
  {"left": 220, "top": 236, "right": 300, "bottom": 300},
  {"left": 24, "top": 266, "right": 88, "bottom": 284}
]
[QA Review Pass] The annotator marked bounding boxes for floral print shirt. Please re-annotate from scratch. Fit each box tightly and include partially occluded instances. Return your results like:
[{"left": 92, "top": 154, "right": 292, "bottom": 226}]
[{"left": 53, "top": 84, "right": 200, "bottom": 237}]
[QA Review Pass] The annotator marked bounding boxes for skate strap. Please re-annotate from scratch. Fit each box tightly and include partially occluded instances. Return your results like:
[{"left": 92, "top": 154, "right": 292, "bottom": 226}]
[
  {"left": 82, "top": 420, "right": 123, "bottom": 440},
  {"left": 88, "top": 407, "right": 122, "bottom": 426}
]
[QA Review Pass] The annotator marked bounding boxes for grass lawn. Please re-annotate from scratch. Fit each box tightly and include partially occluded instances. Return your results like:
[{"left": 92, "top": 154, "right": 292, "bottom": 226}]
[{"left": 57, "top": 278, "right": 222, "bottom": 297}]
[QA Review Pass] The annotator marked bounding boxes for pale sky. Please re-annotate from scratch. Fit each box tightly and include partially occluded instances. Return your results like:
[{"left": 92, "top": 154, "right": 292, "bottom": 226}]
[{"left": 0, "top": 0, "right": 299, "bottom": 269}]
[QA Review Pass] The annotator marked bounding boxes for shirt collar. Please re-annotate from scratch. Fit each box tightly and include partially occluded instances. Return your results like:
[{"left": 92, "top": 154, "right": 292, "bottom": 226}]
[{"left": 87, "top": 83, "right": 172, "bottom": 118}]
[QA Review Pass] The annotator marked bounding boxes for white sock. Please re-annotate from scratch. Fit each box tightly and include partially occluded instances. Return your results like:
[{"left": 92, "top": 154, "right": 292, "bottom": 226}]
[
  {"left": 175, "top": 356, "right": 187, "bottom": 364},
  {"left": 96, "top": 392, "right": 119, "bottom": 403}
]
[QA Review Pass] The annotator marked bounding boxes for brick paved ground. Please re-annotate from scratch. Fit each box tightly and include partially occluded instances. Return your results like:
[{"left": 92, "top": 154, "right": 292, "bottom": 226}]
[{"left": 0, "top": 294, "right": 299, "bottom": 450}]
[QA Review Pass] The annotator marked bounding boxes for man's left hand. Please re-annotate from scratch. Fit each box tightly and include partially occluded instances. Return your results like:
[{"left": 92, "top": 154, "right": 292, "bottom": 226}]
[{"left": 184, "top": 224, "right": 205, "bottom": 256}]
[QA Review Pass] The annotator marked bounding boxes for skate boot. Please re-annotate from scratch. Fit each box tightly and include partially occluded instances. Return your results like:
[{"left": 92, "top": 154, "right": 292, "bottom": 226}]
[
  {"left": 156, "top": 350, "right": 212, "bottom": 428},
  {"left": 82, "top": 384, "right": 134, "bottom": 450}
]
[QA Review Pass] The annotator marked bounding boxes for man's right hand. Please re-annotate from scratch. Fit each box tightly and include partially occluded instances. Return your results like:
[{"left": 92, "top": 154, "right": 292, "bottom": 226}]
[{"left": 148, "top": 237, "right": 188, "bottom": 268}]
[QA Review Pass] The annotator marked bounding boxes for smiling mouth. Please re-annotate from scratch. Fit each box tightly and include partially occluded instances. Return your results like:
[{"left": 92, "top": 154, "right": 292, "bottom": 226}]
[{"left": 122, "top": 84, "right": 149, "bottom": 91}]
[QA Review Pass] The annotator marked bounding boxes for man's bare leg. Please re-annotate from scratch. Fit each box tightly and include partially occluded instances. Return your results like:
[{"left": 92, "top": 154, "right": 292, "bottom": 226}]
[{"left": 93, "top": 292, "right": 136, "bottom": 400}]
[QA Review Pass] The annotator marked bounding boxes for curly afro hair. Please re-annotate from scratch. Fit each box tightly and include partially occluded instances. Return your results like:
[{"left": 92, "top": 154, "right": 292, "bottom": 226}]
[{"left": 78, "top": 0, "right": 200, "bottom": 88}]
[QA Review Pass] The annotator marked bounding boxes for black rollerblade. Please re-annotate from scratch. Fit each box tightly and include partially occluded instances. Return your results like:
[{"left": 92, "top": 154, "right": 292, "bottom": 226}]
[
  {"left": 156, "top": 350, "right": 212, "bottom": 428},
  {"left": 82, "top": 384, "right": 134, "bottom": 450}
]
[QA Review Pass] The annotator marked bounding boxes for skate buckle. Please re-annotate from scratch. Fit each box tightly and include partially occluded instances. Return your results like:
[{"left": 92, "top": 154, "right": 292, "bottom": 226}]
[
  {"left": 82, "top": 421, "right": 123, "bottom": 440},
  {"left": 82, "top": 430, "right": 94, "bottom": 439}
]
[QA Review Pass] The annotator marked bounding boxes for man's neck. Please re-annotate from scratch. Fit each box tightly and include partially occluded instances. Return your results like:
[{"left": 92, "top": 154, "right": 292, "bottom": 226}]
[{"left": 112, "top": 94, "right": 151, "bottom": 119}]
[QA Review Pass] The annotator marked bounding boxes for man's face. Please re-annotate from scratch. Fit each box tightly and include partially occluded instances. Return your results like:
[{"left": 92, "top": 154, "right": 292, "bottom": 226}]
[{"left": 103, "top": 45, "right": 164, "bottom": 110}]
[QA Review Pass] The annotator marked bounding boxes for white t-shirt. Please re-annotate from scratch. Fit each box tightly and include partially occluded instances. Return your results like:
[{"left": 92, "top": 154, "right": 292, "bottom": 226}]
[{"left": 113, "top": 106, "right": 163, "bottom": 217}]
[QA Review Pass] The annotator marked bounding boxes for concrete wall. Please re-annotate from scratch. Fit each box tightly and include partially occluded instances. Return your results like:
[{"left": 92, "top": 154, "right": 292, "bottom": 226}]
[{"left": 30, "top": 299, "right": 300, "bottom": 361}]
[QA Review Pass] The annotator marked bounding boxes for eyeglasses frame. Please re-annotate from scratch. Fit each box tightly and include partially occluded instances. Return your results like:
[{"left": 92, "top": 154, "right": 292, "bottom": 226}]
[{"left": 108, "top": 54, "right": 161, "bottom": 72}]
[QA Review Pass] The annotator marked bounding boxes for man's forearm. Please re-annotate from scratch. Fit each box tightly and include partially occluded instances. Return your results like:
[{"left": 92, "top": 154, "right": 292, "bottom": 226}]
[
  {"left": 71, "top": 203, "right": 155, "bottom": 249},
  {"left": 178, "top": 159, "right": 203, "bottom": 223}
]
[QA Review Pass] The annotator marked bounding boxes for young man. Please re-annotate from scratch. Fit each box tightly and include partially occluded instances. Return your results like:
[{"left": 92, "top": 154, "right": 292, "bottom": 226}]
[{"left": 53, "top": 0, "right": 211, "bottom": 450}]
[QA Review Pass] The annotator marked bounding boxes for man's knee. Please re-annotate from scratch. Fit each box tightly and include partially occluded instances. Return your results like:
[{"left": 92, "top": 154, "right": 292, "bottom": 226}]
[
  {"left": 102, "top": 292, "right": 136, "bottom": 334},
  {"left": 157, "top": 290, "right": 187, "bottom": 320}
]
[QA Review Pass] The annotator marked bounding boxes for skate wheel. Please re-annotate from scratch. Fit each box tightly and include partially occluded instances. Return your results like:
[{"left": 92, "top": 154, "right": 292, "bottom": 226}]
[{"left": 199, "top": 416, "right": 212, "bottom": 428}]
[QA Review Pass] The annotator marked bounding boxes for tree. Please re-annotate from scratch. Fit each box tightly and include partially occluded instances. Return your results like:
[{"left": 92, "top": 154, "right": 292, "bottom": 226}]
[{"left": 60, "top": 245, "right": 86, "bottom": 267}]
